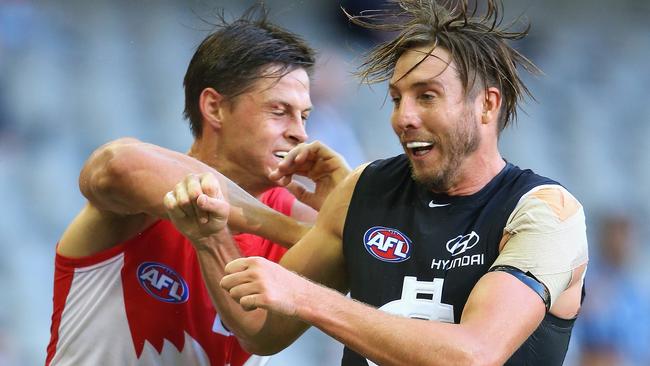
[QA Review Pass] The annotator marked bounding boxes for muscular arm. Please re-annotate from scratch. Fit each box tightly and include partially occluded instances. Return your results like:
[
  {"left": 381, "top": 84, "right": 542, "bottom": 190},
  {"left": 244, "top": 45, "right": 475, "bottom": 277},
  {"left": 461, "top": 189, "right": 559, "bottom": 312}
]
[
  {"left": 279, "top": 187, "right": 590, "bottom": 365},
  {"left": 219, "top": 169, "right": 552, "bottom": 365},
  {"left": 230, "top": 252, "right": 545, "bottom": 364},
  {"left": 295, "top": 269, "right": 545, "bottom": 366},
  {"left": 171, "top": 166, "right": 361, "bottom": 354},
  {"left": 235, "top": 167, "right": 352, "bottom": 353},
  {"left": 79, "top": 138, "right": 308, "bottom": 239}
]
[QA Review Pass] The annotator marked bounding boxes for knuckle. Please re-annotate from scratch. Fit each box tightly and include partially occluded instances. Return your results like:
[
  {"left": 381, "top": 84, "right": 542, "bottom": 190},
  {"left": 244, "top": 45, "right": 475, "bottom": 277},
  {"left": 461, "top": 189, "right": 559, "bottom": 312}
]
[
  {"left": 174, "top": 181, "right": 184, "bottom": 192},
  {"left": 178, "top": 197, "right": 191, "bottom": 207},
  {"left": 199, "top": 172, "right": 211, "bottom": 183}
]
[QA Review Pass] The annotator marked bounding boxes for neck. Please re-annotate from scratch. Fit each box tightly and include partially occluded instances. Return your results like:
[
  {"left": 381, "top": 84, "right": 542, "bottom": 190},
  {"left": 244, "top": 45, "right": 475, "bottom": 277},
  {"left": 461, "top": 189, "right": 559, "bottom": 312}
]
[
  {"left": 189, "top": 140, "right": 266, "bottom": 198},
  {"left": 444, "top": 149, "right": 505, "bottom": 196}
]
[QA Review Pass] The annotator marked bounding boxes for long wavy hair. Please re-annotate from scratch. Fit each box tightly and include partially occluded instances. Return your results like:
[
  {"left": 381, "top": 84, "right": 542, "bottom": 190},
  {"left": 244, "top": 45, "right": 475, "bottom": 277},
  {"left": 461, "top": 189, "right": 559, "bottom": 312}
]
[{"left": 345, "top": 0, "right": 540, "bottom": 131}]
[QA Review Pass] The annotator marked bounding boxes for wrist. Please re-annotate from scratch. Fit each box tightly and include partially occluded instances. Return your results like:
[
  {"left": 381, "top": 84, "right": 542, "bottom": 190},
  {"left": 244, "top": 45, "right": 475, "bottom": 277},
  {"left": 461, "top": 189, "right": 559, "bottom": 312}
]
[
  {"left": 294, "top": 279, "right": 334, "bottom": 323},
  {"left": 192, "top": 227, "right": 232, "bottom": 252}
]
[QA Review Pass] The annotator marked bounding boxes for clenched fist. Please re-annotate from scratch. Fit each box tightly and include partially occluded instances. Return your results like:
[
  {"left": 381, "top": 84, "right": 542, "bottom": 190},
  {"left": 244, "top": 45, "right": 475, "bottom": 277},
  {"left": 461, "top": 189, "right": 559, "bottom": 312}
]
[{"left": 163, "top": 173, "right": 230, "bottom": 248}]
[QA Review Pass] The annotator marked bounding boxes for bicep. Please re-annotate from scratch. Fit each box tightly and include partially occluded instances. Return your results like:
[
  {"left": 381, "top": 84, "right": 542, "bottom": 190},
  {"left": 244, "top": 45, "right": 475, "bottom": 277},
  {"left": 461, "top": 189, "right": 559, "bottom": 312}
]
[
  {"left": 491, "top": 186, "right": 589, "bottom": 308},
  {"left": 57, "top": 203, "right": 155, "bottom": 257},
  {"left": 280, "top": 164, "right": 368, "bottom": 292},
  {"left": 280, "top": 221, "right": 347, "bottom": 292},
  {"left": 290, "top": 200, "right": 318, "bottom": 224},
  {"left": 460, "top": 271, "right": 546, "bottom": 364}
]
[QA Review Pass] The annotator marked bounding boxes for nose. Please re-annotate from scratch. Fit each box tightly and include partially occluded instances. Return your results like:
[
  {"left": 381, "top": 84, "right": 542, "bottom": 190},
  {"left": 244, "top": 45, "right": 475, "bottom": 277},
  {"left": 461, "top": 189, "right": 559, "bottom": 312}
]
[
  {"left": 392, "top": 99, "right": 421, "bottom": 132},
  {"left": 285, "top": 115, "right": 308, "bottom": 144}
]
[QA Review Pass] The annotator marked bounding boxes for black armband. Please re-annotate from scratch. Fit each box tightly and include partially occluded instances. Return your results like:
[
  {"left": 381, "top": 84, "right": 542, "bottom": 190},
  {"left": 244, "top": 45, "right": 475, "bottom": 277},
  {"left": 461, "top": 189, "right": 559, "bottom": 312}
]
[{"left": 489, "top": 265, "right": 551, "bottom": 311}]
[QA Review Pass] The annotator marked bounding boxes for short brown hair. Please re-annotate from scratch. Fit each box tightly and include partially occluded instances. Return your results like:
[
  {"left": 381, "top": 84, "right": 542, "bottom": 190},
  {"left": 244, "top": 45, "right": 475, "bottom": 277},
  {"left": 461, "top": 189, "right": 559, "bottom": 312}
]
[
  {"left": 345, "top": 0, "right": 540, "bottom": 131},
  {"left": 183, "top": 4, "right": 316, "bottom": 138}
]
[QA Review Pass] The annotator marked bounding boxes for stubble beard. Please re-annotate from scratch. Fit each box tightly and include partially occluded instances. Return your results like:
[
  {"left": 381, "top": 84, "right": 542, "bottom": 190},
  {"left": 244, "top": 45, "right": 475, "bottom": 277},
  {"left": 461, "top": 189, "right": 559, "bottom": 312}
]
[{"left": 409, "top": 109, "right": 481, "bottom": 193}]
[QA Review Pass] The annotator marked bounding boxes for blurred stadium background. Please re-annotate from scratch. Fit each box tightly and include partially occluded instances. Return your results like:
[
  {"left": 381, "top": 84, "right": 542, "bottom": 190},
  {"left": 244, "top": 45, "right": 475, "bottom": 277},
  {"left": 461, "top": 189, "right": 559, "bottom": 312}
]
[{"left": 0, "top": 0, "right": 649, "bottom": 365}]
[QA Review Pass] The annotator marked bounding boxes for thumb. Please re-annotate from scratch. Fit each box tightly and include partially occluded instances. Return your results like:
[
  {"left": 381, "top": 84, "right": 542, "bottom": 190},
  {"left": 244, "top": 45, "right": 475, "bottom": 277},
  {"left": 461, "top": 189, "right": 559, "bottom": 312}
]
[
  {"left": 285, "top": 180, "right": 307, "bottom": 199},
  {"left": 197, "top": 193, "right": 230, "bottom": 220},
  {"left": 285, "top": 181, "right": 319, "bottom": 210},
  {"left": 200, "top": 173, "right": 223, "bottom": 199}
]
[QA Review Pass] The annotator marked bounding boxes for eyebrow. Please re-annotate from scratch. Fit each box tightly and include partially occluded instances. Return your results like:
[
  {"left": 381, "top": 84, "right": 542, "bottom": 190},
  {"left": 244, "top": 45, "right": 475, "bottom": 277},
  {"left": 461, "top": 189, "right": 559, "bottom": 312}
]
[
  {"left": 388, "top": 78, "right": 445, "bottom": 92},
  {"left": 268, "top": 100, "right": 313, "bottom": 113}
]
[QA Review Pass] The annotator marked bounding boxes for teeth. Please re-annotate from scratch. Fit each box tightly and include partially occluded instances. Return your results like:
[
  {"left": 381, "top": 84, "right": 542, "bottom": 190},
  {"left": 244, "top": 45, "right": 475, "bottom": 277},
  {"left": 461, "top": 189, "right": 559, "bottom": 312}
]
[
  {"left": 274, "top": 151, "right": 288, "bottom": 159},
  {"left": 406, "top": 141, "right": 433, "bottom": 149}
]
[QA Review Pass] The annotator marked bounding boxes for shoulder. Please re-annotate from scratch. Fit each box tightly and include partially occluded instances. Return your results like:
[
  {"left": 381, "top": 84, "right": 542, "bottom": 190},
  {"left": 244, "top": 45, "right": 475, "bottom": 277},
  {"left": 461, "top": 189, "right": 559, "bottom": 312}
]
[
  {"left": 354, "top": 155, "right": 411, "bottom": 194},
  {"left": 363, "top": 154, "right": 409, "bottom": 175},
  {"left": 496, "top": 184, "right": 589, "bottom": 277},
  {"left": 507, "top": 185, "right": 584, "bottom": 234},
  {"left": 315, "top": 163, "right": 370, "bottom": 228},
  {"left": 342, "top": 163, "right": 372, "bottom": 194}
]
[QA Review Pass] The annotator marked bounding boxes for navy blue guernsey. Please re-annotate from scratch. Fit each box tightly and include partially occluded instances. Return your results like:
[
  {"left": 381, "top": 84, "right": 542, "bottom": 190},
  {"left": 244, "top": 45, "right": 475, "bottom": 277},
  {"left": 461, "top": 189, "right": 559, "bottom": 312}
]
[{"left": 341, "top": 154, "right": 576, "bottom": 366}]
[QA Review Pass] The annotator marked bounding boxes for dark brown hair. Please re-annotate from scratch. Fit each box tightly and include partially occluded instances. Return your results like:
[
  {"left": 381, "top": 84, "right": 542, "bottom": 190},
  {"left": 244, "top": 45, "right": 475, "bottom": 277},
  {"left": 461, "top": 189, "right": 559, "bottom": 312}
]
[
  {"left": 183, "top": 4, "right": 316, "bottom": 138},
  {"left": 345, "top": 0, "right": 540, "bottom": 131}
]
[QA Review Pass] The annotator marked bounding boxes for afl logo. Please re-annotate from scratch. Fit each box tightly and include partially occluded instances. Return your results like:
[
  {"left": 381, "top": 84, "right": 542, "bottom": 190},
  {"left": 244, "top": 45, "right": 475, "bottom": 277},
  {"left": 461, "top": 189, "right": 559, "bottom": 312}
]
[
  {"left": 363, "top": 226, "right": 412, "bottom": 263},
  {"left": 137, "top": 262, "right": 189, "bottom": 303}
]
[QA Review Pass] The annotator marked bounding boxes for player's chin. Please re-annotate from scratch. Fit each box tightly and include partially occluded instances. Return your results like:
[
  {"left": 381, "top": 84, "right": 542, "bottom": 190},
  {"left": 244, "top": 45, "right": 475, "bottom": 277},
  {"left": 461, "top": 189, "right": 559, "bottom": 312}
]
[
  {"left": 409, "top": 158, "right": 445, "bottom": 183},
  {"left": 407, "top": 150, "right": 440, "bottom": 172}
]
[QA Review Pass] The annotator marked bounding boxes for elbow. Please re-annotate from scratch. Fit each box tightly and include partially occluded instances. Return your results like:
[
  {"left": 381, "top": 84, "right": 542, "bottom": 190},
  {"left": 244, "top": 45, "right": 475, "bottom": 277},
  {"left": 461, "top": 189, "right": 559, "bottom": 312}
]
[
  {"left": 428, "top": 339, "right": 501, "bottom": 366},
  {"left": 238, "top": 342, "right": 275, "bottom": 356},
  {"left": 463, "top": 346, "right": 505, "bottom": 366},
  {"left": 236, "top": 329, "right": 297, "bottom": 356},
  {"left": 237, "top": 338, "right": 287, "bottom": 356},
  {"left": 80, "top": 138, "right": 141, "bottom": 199}
]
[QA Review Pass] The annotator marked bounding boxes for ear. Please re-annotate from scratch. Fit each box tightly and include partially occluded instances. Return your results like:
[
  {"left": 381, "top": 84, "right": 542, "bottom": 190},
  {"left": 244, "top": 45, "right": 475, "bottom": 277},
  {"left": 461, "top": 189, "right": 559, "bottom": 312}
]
[
  {"left": 481, "top": 86, "right": 502, "bottom": 125},
  {"left": 199, "top": 87, "right": 226, "bottom": 132}
]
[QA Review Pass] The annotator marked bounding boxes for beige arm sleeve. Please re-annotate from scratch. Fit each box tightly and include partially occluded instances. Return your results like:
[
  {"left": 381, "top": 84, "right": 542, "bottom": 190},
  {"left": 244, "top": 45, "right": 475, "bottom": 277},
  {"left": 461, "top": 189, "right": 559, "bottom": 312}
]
[{"left": 490, "top": 185, "right": 589, "bottom": 307}]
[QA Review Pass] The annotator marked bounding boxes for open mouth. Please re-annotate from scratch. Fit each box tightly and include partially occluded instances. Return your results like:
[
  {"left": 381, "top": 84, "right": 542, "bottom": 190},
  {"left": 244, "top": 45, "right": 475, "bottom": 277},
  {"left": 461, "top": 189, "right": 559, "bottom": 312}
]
[
  {"left": 405, "top": 141, "right": 434, "bottom": 157},
  {"left": 273, "top": 151, "right": 288, "bottom": 160}
]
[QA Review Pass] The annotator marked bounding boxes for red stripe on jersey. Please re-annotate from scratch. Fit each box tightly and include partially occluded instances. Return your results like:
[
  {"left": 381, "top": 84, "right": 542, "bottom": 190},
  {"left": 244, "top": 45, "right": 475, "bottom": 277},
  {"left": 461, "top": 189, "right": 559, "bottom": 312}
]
[{"left": 45, "top": 249, "right": 78, "bottom": 366}]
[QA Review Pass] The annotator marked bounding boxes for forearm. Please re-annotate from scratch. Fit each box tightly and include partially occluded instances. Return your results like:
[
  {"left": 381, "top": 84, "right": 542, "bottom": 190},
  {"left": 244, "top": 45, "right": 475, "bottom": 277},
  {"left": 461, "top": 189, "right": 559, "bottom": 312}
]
[
  {"left": 81, "top": 139, "right": 309, "bottom": 246},
  {"left": 193, "top": 231, "right": 266, "bottom": 336},
  {"left": 297, "top": 283, "right": 488, "bottom": 366},
  {"left": 194, "top": 233, "right": 308, "bottom": 354}
]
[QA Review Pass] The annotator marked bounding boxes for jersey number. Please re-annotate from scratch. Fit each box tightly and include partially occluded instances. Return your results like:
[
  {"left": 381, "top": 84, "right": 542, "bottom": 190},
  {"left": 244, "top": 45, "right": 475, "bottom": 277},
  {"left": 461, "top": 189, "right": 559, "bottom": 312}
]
[{"left": 366, "top": 276, "right": 454, "bottom": 366}]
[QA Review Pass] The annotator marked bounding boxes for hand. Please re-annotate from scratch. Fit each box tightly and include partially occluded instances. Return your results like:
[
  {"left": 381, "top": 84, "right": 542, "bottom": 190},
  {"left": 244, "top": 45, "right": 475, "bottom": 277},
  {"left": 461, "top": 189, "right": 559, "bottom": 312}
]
[
  {"left": 269, "top": 141, "right": 350, "bottom": 211},
  {"left": 163, "top": 173, "right": 230, "bottom": 247},
  {"left": 221, "top": 257, "right": 312, "bottom": 317}
]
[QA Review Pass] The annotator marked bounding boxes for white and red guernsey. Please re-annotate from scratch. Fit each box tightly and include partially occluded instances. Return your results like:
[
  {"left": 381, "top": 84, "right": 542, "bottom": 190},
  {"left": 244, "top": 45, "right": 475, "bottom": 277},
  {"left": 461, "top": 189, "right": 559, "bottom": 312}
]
[{"left": 46, "top": 187, "right": 294, "bottom": 366}]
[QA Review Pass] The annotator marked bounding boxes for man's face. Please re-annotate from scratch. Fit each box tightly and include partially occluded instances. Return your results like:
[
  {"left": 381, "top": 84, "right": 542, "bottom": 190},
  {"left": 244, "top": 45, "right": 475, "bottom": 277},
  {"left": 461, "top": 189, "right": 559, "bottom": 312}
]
[
  {"left": 389, "top": 46, "right": 482, "bottom": 192},
  {"left": 218, "top": 67, "right": 311, "bottom": 192}
]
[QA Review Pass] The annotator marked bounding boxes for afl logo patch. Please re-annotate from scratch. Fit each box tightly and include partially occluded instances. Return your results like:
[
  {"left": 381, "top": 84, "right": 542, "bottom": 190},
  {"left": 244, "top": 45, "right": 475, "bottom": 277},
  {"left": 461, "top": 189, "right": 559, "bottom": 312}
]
[
  {"left": 363, "top": 226, "right": 412, "bottom": 263},
  {"left": 137, "top": 262, "right": 189, "bottom": 303}
]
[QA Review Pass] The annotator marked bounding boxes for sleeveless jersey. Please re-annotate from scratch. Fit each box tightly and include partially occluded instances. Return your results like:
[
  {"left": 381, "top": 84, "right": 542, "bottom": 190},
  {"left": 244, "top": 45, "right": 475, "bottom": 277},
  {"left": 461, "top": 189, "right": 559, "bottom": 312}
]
[
  {"left": 46, "top": 187, "right": 294, "bottom": 366},
  {"left": 342, "top": 155, "right": 574, "bottom": 365}
]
